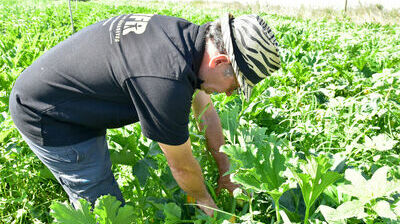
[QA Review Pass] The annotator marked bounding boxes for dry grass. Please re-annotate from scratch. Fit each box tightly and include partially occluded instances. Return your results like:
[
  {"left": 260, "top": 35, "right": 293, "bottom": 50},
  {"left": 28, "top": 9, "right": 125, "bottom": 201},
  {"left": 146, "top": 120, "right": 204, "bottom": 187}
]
[
  {"left": 257, "top": 4, "right": 400, "bottom": 25},
  {"left": 90, "top": 0, "right": 400, "bottom": 25}
]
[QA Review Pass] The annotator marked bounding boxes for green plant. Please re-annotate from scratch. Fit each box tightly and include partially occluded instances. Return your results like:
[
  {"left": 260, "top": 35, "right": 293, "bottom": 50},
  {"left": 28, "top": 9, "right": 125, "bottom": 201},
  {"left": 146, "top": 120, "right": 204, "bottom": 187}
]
[
  {"left": 50, "top": 195, "right": 135, "bottom": 224},
  {"left": 1, "top": 0, "right": 400, "bottom": 223},
  {"left": 319, "top": 166, "right": 400, "bottom": 223},
  {"left": 221, "top": 130, "right": 291, "bottom": 223},
  {"left": 290, "top": 155, "right": 342, "bottom": 223}
]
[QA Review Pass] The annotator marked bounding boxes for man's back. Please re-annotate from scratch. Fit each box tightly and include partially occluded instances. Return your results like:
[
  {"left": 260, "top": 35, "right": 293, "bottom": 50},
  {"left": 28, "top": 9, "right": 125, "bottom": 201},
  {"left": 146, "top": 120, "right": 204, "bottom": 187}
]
[{"left": 10, "top": 14, "right": 206, "bottom": 146}]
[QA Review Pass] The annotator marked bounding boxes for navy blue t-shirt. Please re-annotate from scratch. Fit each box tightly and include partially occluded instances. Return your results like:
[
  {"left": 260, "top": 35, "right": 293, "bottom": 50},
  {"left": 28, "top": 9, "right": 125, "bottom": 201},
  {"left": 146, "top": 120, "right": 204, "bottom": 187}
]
[{"left": 9, "top": 14, "right": 206, "bottom": 146}]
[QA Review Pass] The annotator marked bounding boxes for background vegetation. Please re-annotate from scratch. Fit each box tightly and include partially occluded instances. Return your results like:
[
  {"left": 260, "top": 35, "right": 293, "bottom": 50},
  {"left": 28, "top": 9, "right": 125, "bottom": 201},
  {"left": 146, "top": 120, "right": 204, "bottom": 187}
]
[{"left": 1, "top": 0, "right": 399, "bottom": 223}]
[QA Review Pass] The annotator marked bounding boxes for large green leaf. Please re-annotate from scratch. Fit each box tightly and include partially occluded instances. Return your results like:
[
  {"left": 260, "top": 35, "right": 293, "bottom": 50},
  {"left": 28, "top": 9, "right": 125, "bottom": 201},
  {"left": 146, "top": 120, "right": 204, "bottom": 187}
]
[
  {"left": 221, "top": 137, "right": 287, "bottom": 193},
  {"left": 372, "top": 200, "right": 397, "bottom": 220},
  {"left": 219, "top": 105, "right": 240, "bottom": 145},
  {"left": 132, "top": 157, "right": 158, "bottom": 186},
  {"left": 221, "top": 133, "right": 290, "bottom": 223},
  {"left": 231, "top": 169, "right": 263, "bottom": 191},
  {"left": 318, "top": 205, "right": 343, "bottom": 224},
  {"left": 93, "top": 195, "right": 135, "bottom": 224},
  {"left": 318, "top": 200, "right": 366, "bottom": 223},
  {"left": 291, "top": 155, "right": 342, "bottom": 211},
  {"left": 50, "top": 199, "right": 96, "bottom": 224},
  {"left": 319, "top": 167, "right": 400, "bottom": 222},
  {"left": 163, "top": 203, "right": 181, "bottom": 224},
  {"left": 50, "top": 196, "right": 135, "bottom": 224},
  {"left": 338, "top": 166, "right": 400, "bottom": 204},
  {"left": 364, "top": 134, "right": 398, "bottom": 152},
  {"left": 221, "top": 144, "right": 258, "bottom": 170},
  {"left": 236, "top": 125, "right": 267, "bottom": 149}
]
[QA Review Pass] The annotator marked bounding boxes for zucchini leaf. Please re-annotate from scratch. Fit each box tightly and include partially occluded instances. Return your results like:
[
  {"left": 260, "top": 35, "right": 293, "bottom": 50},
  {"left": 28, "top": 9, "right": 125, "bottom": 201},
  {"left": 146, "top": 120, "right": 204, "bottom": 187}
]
[
  {"left": 50, "top": 195, "right": 135, "bottom": 224},
  {"left": 94, "top": 195, "right": 135, "bottom": 224},
  {"left": 50, "top": 199, "right": 96, "bottom": 224}
]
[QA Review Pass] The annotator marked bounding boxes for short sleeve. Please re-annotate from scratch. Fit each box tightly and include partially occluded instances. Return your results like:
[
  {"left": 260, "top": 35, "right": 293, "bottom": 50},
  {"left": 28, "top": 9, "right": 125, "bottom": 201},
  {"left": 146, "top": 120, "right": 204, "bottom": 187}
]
[{"left": 123, "top": 77, "right": 193, "bottom": 145}]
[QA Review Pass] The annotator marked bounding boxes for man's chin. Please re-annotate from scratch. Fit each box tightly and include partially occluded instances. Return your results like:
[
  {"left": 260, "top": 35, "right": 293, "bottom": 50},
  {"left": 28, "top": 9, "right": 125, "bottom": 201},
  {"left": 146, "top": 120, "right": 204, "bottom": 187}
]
[
  {"left": 200, "top": 86, "right": 212, "bottom": 94},
  {"left": 205, "top": 89, "right": 218, "bottom": 94}
]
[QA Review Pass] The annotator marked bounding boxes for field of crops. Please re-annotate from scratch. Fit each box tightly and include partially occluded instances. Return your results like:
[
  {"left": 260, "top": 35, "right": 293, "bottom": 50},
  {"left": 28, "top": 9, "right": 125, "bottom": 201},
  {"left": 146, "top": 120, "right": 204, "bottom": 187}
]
[{"left": 1, "top": 0, "right": 400, "bottom": 223}]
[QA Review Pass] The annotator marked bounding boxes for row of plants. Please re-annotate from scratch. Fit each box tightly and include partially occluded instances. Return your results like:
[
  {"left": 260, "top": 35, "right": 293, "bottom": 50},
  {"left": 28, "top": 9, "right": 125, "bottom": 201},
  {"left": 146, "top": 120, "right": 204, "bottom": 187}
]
[{"left": 1, "top": 0, "right": 399, "bottom": 223}]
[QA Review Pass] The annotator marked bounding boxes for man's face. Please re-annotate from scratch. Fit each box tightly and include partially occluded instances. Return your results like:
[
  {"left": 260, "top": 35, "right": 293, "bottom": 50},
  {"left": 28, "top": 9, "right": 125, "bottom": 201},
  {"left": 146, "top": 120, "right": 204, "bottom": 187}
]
[{"left": 199, "top": 58, "right": 240, "bottom": 96}]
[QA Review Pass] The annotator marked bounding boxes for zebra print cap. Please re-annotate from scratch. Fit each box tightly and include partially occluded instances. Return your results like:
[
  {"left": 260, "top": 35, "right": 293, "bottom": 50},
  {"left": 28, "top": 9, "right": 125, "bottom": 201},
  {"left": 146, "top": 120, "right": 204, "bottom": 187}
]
[{"left": 221, "top": 13, "right": 281, "bottom": 100}]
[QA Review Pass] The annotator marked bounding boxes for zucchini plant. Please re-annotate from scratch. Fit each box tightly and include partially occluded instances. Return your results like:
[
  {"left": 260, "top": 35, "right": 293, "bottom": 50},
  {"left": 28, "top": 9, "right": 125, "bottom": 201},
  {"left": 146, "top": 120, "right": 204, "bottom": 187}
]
[{"left": 50, "top": 195, "right": 135, "bottom": 224}]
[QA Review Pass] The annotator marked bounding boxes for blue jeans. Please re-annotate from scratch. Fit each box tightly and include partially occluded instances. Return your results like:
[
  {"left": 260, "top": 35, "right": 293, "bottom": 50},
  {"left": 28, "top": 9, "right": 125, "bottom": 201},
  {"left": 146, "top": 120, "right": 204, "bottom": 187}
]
[{"left": 19, "top": 132, "right": 124, "bottom": 208}]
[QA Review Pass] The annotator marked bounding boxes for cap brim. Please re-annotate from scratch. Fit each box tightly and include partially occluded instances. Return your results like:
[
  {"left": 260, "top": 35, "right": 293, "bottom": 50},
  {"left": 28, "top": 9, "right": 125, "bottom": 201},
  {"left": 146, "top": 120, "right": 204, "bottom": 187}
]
[{"left": 220, "top": 13, "right": 253, "bottom": 101}]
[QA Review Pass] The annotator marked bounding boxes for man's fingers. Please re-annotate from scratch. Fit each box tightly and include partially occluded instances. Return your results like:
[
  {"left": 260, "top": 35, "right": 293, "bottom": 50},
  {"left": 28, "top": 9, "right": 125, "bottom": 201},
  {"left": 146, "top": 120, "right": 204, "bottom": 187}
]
[
  {"left": 198, "top": 205, "right": 214, "bottom": 217},
  {"left": 225, "top": 183, "right": 240, "bottom": 195},
  {"left": 196, "top": 198, "right": 218, "bottom": 217},
  {"left": 217, "top": 175, "right": 241, "bottom": 196}
]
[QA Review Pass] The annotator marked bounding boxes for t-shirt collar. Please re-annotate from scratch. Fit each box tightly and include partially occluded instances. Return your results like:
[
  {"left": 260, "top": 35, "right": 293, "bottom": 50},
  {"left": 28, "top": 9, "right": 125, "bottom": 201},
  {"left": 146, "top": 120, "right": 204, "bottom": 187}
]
[{"left": 192, "top": 23, "right": 209, "bottom": 89}]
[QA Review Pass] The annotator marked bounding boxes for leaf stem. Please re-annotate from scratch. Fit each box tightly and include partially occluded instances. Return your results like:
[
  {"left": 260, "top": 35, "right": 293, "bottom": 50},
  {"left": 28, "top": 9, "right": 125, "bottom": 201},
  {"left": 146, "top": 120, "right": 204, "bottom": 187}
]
[
  {"left": 68, "top": 0, "right": 75, "bottom": 33},
  {"left": 249, "top": 192, "right": 254, "bottom": 221},
  {"left": 133, "top": 178, "right": 143, "bottom": 199},
  {"left": 149, "top": 169, "right": 172, "bottom": 198},
  {"left": 275, "top": 201, "right": 281, "bottom": 223},
  {"left": 304, "top": 206, "right": 310, "bottom": 224}
]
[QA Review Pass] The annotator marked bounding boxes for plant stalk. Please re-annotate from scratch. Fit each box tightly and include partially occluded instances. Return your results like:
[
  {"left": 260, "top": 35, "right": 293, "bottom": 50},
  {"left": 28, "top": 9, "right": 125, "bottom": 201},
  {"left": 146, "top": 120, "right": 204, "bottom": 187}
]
[
  {"left": 68, "top": 0, "right": 75, "bottom": 33},
  {"left": 275, "top": 202, "right": 281, "bottom": 223},
  {"left": 133, "top": 178, "right": 143, "bottom": 198},
  {"left": 249, "top": 192, "right": 254, "bottom": 221},
  {"left": 304, "top": 207, "right": 310, "bottom": 224},
  {"left": 149, "top": 169, "right": 172, "bottom": 198}
]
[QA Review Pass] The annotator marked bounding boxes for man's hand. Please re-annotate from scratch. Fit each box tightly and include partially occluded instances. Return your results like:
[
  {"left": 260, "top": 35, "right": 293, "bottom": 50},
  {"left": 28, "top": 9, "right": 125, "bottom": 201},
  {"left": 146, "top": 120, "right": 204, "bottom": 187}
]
[
  {"left": 197, "top": 197, "right": 218, "bottom": 216},
  {"left": 158, "top": 139, "right": 218, "bottom": 216},
  {"left": 217, "top": 173, "right": 240, "bottom": 195},
  {"left": 212, "top": 151, "right": 240, "bottom": 195}
]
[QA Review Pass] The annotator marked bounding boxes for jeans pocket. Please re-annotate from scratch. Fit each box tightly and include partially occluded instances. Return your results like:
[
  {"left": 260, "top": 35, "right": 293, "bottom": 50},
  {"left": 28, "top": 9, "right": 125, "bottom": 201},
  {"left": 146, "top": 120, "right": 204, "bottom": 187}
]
[
  {"left": 53, "top": 148, "right": 79, "bottom": 163},
  {"left": 70, "top": 135, "right": 108, "bottom": 164},
  {"left": 38, "top": 147, "right": 79, "bottom": 170}
]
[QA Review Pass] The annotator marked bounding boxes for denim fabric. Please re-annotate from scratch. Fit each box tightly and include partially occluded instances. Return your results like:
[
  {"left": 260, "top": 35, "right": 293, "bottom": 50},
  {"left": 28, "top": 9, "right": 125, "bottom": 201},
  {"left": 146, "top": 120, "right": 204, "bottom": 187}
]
[{"left": 19, "top": 132, "right": 124, "bottom": 207}]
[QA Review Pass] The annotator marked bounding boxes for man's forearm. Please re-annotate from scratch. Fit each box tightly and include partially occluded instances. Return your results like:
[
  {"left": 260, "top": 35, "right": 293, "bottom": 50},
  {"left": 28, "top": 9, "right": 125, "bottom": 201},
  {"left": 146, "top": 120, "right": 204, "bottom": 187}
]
[
  {"left": 169, "top": 156, "right": 212, "bottom": 200},
  {"left": 158, "top": 139, "right": 217, "bottom": 216},
  {"left": 192, "top": 91, "right": 238, "bottom": 193},
  {"left": 198, "top": 111, "right": 230, "bottom": 175},
  {"left": 171, "top": 162, "right": 217, "bottom": 216}
]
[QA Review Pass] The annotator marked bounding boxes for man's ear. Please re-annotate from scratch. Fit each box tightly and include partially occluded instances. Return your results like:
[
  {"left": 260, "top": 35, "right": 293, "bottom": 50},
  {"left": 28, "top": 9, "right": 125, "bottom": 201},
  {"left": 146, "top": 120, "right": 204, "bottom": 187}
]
[{"left": 208, "top": 54, "right": 230, "bottom": 68}]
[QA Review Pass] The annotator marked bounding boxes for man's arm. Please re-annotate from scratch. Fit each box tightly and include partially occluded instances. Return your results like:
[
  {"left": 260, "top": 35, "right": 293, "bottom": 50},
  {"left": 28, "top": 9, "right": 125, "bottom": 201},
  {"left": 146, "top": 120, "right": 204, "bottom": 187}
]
[
  {"left": 158, "top": 139, "right": 217, "bottom": 216},
  {"left": 192, "top": 90, "right": 239, "bottom": 193}
]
